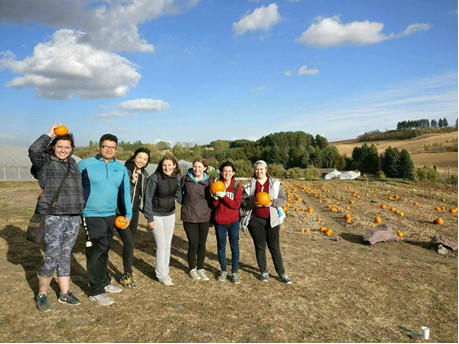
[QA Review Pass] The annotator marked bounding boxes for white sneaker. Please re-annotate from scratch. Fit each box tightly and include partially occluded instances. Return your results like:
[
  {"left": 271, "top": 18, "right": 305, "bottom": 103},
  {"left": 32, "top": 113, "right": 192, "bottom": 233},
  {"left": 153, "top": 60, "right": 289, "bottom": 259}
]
[
  {"left": 189, "top": 268, "right": 201, "bottom": 280},
  {"left": 160, "top": 277, "right": 174, "bottom": 286},
  {"left": 104, "top": 284, "right": 122, "bottom": 293},
  {"left": 197, "top": 269, "right": 209, "bottom": 281},
  {"left": 89, "top": 293, "right": 114, "bottom": 306}
]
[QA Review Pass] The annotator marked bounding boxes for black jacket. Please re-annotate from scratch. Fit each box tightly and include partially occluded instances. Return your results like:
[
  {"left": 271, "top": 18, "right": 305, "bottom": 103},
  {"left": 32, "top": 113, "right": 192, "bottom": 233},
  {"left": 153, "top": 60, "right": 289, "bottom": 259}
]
[
  {"left": 28, "top": 134, "right": 84, "bottom": 215},
  {"left": 144, "top": 169, "right": 182, "bottom": 222}
]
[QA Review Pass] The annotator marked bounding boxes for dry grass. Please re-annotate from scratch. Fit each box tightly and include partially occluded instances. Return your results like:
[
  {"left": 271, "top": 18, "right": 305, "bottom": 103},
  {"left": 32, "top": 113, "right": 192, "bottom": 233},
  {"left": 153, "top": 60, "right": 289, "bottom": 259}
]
[
  {"left": 331, "top": 131, "right": 458, "bottom": 176},
  {"left": 0, "top": 180, "right": 457, "bottom": 343}
]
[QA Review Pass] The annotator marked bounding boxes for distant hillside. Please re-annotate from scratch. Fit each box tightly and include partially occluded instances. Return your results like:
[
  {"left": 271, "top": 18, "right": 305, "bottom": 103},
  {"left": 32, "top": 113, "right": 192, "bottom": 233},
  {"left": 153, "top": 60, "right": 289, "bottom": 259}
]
[{"left": 331, "top": 131, "right": 458, "bottom": 177}]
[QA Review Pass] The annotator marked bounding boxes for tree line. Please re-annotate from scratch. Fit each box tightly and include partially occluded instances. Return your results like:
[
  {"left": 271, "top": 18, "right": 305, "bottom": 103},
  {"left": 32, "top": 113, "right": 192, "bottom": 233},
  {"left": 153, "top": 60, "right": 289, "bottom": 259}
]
[
  {"left": 74, "top": 130, "right": 455, "bottom": 183},
  {"left": 358, "top": 118, "right": 457, "bottom": 142},
  {"left": 396, "top": 117, "right": 450, "bottom": 130}
]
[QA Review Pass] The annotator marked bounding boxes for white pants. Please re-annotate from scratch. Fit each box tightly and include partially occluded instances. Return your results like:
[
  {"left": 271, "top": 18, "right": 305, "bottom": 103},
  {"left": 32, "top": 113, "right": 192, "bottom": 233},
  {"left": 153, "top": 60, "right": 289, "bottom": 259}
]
[{"left": 152, "top": 214, "right": 175, "bottom": 281}]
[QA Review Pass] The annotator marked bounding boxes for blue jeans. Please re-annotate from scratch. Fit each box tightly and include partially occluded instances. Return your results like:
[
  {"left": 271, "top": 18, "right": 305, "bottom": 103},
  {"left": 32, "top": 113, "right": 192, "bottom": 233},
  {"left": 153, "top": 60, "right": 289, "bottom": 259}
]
[{"left": 215, "top": 221, "right": 240, "bottom": 273}]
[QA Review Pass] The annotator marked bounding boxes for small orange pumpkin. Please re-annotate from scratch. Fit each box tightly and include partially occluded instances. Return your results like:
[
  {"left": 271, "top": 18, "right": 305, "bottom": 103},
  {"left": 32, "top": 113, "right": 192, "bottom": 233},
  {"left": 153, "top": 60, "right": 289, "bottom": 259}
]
[
  {"left": 380, "top": 204, "right": 387, "bottom": 210},
  {"left": 115, "top": 216, "right": 127, "bottom": 228},
  {"left": 54, "top": 125, "right": 68, "bottom": 136},
  {"left": 374, "top": 216, "right": 382, "bottom": 224},
  {"left": 434, "top": 217, "right": 444, "bottom": 225},
  {"left": 397, "top": 231, "right": 403, "bottom": 238},
  {"left": 210, "top": 181, "right": 225, "bottom": 194}
]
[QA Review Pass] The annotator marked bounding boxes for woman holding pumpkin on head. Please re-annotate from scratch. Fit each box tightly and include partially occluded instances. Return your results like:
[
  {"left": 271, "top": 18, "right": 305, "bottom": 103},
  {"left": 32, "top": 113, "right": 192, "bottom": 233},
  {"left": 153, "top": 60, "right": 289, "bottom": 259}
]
[
  {"left": 28, "top": 123, "right": 85, "bottom": 312},
  {"left": 181, "top": 158, "right": 214, "bottom": 281},
  {"left": 240, "top": 160, "right": 292, "bottom": 284},
  {"left": 143, "top": 155, "right": 182, "bottom": 286},
  {"left": 117, "top": 147, "right": 151, "bottom": 289},
  {"left": 210, "top": 161, "right": 242, "bottom": 284}
]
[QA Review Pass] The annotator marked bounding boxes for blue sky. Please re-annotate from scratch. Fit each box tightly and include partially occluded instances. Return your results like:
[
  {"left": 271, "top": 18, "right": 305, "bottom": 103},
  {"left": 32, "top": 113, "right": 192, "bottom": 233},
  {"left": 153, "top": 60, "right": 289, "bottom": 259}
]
[{"left": 0, "top": 0, "right": 457, "bottom": 147}]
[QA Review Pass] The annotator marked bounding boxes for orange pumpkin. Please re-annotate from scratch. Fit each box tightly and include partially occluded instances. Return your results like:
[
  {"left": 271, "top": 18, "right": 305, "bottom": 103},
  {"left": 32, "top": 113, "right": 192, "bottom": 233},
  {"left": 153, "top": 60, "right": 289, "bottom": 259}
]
[
  {"left": 434, "top": 217, "right": 444, "bottom": 225},
  {"left": 115, "top": 216, "right": 127, "bottom": 228},
  {"left": 397, "top": 231, "right": 403, "bottom": 238},
  {"left": 255, "top": 192, "right": 271, "bottom": 206},
  {"left": 374, "top": 216, "right": 382, "bottom": 224},
  {"left": 54, "top": 125, "right": 68, "bottom": 136},
  {"left": 210, "top": 181, "right": 225, "bottom": 194},
  {"left": 325, "top": 229, "right": 333, "bottom": 236},
  {"left": 380, "top": 204, "right": 387, "bottom": 210}
]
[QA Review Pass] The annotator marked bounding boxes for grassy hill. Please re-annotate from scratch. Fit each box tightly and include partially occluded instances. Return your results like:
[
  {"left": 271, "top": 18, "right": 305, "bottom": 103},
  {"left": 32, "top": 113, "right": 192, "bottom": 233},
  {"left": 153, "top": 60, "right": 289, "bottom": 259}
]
[{"left": 331, "top": 131, "right": 458, "bottom": 177}]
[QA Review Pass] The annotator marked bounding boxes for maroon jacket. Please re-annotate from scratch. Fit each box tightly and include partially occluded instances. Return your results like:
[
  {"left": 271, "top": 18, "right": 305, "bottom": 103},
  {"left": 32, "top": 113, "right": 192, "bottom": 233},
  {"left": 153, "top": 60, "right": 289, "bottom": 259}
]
[{"left": 212, "top": 179, "right": 242, "bottom": 225}]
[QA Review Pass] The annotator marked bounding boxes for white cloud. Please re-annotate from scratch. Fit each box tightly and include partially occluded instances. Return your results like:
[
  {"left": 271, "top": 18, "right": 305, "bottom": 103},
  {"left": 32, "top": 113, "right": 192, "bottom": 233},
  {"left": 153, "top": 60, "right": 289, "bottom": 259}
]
[
  {"left": 296, "top": 16, "right": 431, "bottom": 48},
  {"left": 298, "top": 65, "right": 319, "bottom": 76},
  {"left": 296, "top": 16, "right": 390, "bottom": 47},
  {"left": 284, "top": 70, "right": 292, "bottom": 76},
  {"left": 400, "top": 23, "right": 431, "bottom": 36},
  {"left": 0, "top": 0, "right": 200, "bottom": 53},
  {"left": 94, "top": 98, "right": 170, "bottom": 118},
  {"left": 119, "top": 98, "right": 170, "bottom": 112},
  {"left": 233, "top": 3, "right": 282, "bottom": 35},
  {"left": 0, "top": 29, "right": 141, "bottom": 99}
]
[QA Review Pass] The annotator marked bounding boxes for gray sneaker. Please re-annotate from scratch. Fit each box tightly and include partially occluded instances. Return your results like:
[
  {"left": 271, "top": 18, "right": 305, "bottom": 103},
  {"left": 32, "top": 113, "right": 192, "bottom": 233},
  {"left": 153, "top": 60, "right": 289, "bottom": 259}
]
[
  {"left": 197, "top": 269, "right": 209, "bottom": 281},
  {"left": 279, "top": 274, "right": 292, "bottom": 285},
  {"left": 104, "top": 284, "right": 122, "bottom": 293},
  {"left": 35, "top": 294, "right": 51, "bottom": 312},
  {"left": 217, "top": 271, "right": 228, "bottom": 281},
  {"left": 260, "top": 272, "right": 269, "bottom": 282},
  {"left": 89, "top": 293, "right": 114, "bottom": 306},
  {"left": 189, "top": 268, "right": 201, "bottom": 280},
  {"left": 232, "top": 273, "right": 241, "bottom": 284}
]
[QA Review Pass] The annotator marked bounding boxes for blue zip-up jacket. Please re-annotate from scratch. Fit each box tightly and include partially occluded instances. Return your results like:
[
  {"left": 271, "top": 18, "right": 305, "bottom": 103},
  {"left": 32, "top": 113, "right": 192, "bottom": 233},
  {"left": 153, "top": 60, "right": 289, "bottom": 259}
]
[{"left": 78, "top": 155, "right": 132, "bottom": 219}]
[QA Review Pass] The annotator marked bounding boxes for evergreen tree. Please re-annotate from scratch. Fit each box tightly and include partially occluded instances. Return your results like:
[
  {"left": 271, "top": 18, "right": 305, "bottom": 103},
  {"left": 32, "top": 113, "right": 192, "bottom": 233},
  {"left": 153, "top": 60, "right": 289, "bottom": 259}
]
[
  {"left": 442, "top": 117, "right": 449, "bottom": 127},
  {"left": 438, "top": 118, "right": 443, "bottom": 127},
  {"left": 430, "top": 119, "right": 438, "bottom": 128},
  {"left": 365, "top": 144, "right": 380, "bottom": 174},
  {"left": 398, "top": 149, "right": 415, "bottom": 180},
  {"left": 381, "top": 147, "right": 400, "bottom": 178}
]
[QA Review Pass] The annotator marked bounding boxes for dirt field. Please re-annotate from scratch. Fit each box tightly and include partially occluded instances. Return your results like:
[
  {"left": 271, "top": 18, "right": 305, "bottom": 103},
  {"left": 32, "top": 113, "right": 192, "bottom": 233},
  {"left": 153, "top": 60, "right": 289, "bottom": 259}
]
[
  {"left": 331, "top": 131, "right": 458, "bottom": 177},
  {"left": 0, "top": 180, "right": 457, "bottom": 343}
]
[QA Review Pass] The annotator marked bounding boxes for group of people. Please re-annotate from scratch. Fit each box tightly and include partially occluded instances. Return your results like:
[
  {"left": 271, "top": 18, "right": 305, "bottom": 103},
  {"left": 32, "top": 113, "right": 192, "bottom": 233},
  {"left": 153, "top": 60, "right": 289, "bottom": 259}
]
[{"left": 28, "top": 124, "right": 292, "bottom": 312}]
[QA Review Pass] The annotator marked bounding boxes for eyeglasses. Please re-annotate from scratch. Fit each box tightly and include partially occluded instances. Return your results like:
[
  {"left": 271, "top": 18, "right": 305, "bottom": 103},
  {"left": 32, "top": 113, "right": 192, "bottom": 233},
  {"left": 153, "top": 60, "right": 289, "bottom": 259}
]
[{"left": 101, "top": 145, "right": 117, "bottom": 151}]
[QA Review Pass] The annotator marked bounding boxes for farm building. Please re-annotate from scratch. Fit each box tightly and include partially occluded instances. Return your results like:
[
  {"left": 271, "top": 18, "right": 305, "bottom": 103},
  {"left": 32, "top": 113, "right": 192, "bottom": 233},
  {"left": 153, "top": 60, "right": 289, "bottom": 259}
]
[
  {"left": 320, "top": 168, "right": 342, "bottom": 180},
  {"left": 338, "top": 170, "right": 361, "bottom": 180},
  {"left": 319, "top": 167, "right": 361, "bottom": 180}
]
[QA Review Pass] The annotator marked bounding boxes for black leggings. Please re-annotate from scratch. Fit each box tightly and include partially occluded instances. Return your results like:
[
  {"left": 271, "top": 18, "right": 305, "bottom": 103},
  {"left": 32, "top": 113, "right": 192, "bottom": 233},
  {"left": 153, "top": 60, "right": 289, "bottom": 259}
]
[
  {"left": 248, "top": 216, "right": 285, "bottom": 276},
  {"left": 183, "top": 222, "right": 209, "bottom": 270},
  {"left": 116, "top": 209, "right": 139, "bottom": 274}
]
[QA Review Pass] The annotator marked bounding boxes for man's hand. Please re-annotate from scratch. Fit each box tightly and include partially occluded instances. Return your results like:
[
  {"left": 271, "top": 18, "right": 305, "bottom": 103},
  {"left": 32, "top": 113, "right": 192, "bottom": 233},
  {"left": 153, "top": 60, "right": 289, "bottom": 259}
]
[
  {"left": 148, "top": 221, "right": 155, "bottom": 230},
  {"left": 120, "top": 218, "right": 131, "bottom": 230}
]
